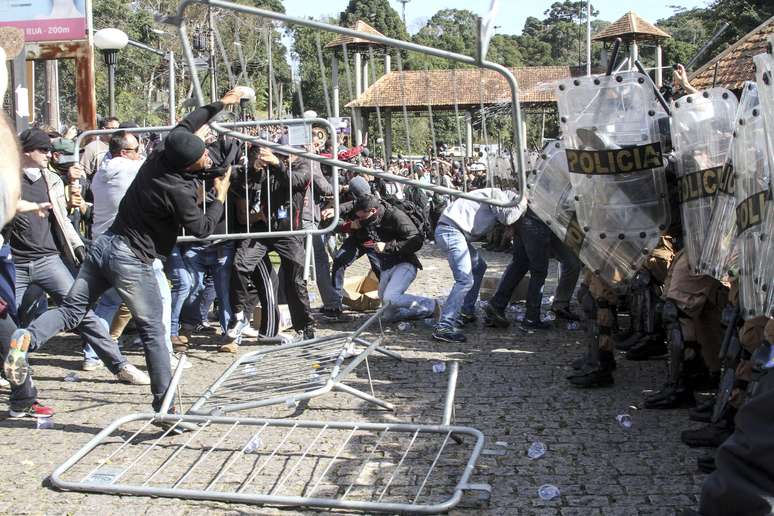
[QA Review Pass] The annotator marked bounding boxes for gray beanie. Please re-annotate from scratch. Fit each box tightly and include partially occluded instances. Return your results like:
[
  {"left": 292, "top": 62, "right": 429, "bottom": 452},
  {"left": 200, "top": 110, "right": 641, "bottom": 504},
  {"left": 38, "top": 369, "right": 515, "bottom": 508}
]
[{"left": 348, "top": 176, "right": 370, "bottom": 198}]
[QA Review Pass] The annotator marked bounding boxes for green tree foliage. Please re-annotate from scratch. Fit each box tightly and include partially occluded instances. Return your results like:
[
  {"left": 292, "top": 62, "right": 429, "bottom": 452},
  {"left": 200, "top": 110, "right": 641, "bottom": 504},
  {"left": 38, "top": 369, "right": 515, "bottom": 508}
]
[{"left": 339, "top": 0, "right": 408, "bottom": 41}]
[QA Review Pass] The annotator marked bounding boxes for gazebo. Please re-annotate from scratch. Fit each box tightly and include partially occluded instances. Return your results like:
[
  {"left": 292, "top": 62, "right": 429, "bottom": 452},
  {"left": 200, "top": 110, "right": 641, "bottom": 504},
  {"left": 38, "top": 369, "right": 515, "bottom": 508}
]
[{"left": 592, "top": 10, "right": 671, "bottom": 86}]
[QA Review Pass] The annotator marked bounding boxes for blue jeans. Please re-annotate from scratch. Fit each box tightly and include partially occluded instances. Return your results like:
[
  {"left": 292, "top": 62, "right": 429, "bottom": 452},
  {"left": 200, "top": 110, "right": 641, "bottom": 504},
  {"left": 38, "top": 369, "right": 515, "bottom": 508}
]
[
  {"left": 25, "top": 233, "right": 172, "bottom": 411},
  {"left": 165, "top": 245, "right": 193, "bottom": 337},
  {"left": 434, "top": 223, "right": 487, "bottom": 330},
  {"left": 183, "top": 243, "right": 234, "bottom": 333},
  {"left": 378, "top": 262, "right": 435, "bottom": 322},
  {"left": 15, "top": 254, "right": 127, "bottom": 374},
  {"left": 491, "top": 213, "right": 552, "bottom": 321}
]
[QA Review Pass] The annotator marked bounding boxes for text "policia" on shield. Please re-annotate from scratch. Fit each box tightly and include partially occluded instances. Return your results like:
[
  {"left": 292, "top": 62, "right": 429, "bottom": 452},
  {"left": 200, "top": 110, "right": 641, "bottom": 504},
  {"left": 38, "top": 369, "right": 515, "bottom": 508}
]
[{"left": 565, "top": 143, "right": 663, "bottom": 175}]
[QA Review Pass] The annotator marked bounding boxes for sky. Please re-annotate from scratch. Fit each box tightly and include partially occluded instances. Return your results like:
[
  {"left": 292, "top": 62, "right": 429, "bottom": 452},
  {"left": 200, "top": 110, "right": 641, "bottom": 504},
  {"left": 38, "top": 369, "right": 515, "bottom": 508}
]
[{"left": 281, "top": 0, "right": 710, "bottom": 36}]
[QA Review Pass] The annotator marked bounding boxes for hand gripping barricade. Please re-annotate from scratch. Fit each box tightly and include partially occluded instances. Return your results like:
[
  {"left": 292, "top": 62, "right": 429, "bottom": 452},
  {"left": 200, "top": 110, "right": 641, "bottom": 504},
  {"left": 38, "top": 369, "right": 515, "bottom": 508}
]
[
  {"left": 188, "top": 306, "right": 403, "bottom": 415},
  {"left": 754, "top": 39, "right": 774, "bottom": 317},
  {"left": 556, "top": 71, "right": 671, "bottom": 290},
  {"left": 48, "top": 358, "right": 491, "bottom": 514},
  {"left": 732, "top": 82, "right": 773, "bottom": 319},
  {"left": 164, "top": 0, "right": 527, "bottom": 211},
  {"left": 670, "top": 88, "right": 738, "bottom": 274}
]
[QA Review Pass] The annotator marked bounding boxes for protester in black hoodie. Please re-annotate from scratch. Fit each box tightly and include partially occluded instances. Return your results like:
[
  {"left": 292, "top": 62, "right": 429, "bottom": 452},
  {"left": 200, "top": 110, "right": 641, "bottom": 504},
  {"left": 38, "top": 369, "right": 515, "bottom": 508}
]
[{"left": 5, "top": 88, "right": 243, "bottom": 418}]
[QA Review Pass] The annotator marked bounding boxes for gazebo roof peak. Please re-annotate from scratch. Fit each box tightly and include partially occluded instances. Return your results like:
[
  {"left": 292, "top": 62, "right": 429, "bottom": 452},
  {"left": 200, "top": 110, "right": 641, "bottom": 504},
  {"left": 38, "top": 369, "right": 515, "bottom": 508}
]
[
  {"left": 592, "top": 10, "right": 671, "bottom": 43},
  {"left": 325, "top": 20, "right": 388, "bottom": 50}
]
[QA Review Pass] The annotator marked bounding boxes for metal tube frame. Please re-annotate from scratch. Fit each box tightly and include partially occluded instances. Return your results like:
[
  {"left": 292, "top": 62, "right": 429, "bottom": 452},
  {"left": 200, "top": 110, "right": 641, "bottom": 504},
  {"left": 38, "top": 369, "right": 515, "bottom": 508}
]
[
  {"left": 188, "top": 306, "right": 401, "bottom": 415},
  {"left": 166, "top": 0, "right": 527, "bottom": 208},
  {"left": 49, "top": 412, "right": 487, "bottom": 514}
]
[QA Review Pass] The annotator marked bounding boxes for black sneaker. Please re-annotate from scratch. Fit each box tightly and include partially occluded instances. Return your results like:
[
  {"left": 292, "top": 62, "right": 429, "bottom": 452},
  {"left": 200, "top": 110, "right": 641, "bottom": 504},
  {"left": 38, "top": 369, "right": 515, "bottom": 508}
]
[
  {"left": 319, "top": 308, "right": 349, "bottom": 323},
  {"left": 433, "top": 328, "right": 467, "bottom": 343},
  {"left": 484, "top": 303, "right": 510, "bottom": 328},
  {"left": 458, "top": 312, "right": 477, "bottom": 325},
  {"left": 520, "top": 318, "right": 551, "bottom": 331}
]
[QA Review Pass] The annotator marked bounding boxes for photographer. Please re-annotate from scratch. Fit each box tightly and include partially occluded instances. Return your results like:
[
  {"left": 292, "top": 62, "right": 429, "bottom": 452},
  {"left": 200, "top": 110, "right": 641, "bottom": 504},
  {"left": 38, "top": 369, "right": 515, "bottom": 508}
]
[{"left": 5, "top": 89, "right": 242, "bottom": 417}]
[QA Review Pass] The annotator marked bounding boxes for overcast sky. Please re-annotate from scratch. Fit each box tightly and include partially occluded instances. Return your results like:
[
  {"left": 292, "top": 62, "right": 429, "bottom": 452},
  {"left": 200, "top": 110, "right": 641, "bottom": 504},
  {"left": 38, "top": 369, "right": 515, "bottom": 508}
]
[{"left": 281, "top": 0, "right": 709, "bottom": 35}]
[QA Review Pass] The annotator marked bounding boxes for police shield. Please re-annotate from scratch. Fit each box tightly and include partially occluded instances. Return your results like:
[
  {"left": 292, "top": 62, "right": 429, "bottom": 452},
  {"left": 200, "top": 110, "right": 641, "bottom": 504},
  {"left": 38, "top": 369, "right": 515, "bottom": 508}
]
[
  {"left": 670, "top": 88, "right": 738, "bottom": 274},
  {"left": 526, "top": 141, "right": 578, "bottom": 243},
  {"left": 700, "top": 83, "right": 757, "bottom": 280},
  {"left": 557, "top": 71, "right": 671, "bottom": 286},
  {"left": 732, "top": 82, "right": 773, "bottom": 318}
]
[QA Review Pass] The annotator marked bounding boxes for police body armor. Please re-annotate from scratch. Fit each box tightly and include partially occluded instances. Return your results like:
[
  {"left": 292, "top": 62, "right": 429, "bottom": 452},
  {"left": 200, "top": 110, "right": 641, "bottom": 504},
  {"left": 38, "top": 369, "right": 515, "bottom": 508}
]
[
  {"left": 556, "top": 71, "right": 671, "bottom": 290},
  {"left": 732, "top": 82, "right": 773, "bottom": 318},
  {"left": 753, "top": 40, "right": 774, "bottom": 317},
  {"left": 670, "top": 88, "right": 738, "bottom": 274}
]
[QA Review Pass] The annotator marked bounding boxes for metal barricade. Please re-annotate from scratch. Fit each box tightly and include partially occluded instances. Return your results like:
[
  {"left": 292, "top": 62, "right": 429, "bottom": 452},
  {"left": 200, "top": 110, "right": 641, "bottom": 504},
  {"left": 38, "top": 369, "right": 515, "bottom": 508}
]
[
  {"left": 49, "top": 358, "right": 490, "bottom": 513},
  {"left": 166, "top": 0, "right": 527, "bottom": 208},
  {"left": 189, "top": 307, "right": 402, "bottom": 415}
]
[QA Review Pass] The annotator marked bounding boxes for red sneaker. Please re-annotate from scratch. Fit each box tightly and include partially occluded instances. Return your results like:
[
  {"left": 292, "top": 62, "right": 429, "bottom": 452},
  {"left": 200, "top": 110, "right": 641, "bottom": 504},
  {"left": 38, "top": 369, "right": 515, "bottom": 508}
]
[{"left": 9, "top": 401, "right": 54, "bottom": 418}]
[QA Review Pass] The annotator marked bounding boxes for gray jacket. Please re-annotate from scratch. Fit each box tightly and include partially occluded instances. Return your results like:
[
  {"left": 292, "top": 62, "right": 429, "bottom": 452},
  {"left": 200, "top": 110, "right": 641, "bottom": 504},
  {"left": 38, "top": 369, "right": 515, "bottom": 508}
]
[{"left": 438, "top": 188, "right": 525, "bottom": 240}]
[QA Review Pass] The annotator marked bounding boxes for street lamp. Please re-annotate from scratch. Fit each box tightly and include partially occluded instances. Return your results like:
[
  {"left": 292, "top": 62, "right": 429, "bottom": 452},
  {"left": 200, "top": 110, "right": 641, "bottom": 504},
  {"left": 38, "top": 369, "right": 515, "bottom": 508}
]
[{"left": 94, "top": 28, "right": 128, "bottom": 118}]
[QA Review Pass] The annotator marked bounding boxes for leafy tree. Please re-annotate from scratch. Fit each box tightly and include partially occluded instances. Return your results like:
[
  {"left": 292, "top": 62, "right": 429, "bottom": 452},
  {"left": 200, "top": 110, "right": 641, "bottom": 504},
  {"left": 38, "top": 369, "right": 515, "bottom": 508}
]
[
  {"left": 339, "top": 0, "right": 409, "bottom": 41},
  {"left": 486, "top": 35, "right": 524, "bottom": 67},
  {"left": 544, "top": 1, "right": 599, "bottom": 24}
]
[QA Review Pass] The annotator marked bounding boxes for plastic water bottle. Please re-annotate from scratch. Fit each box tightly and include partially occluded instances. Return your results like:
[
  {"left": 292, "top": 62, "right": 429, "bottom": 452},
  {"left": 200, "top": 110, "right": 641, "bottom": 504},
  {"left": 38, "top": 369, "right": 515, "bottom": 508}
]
[
  {"left": 432, "top": 362, "right": 446, "bottom": 374},
  {"left": 542, "top": 311, "right": 556, "bottom": 322},
  {"left": 244, "top": 434, "right": 263, "bottom": 454},
  {"left": 616, "top": 414, "right": 633, "bottom": 429},
  {"left": 64, "top": 372, "right": 79, "bottom": 383},
  {"left": 566, "top": 321, "right": 581, "bottom": 331},
  {"left": 538, "top": 484, "right": 560, "bottom": 500},
  {"left": 527, "top": 441, "right": 546, "bottom": 459},
  {"left": 243, "top": 364, "right": 258, "bottom": 376},
  {"left": 398, "top": 322, "right": 412, "bottom": 331}
]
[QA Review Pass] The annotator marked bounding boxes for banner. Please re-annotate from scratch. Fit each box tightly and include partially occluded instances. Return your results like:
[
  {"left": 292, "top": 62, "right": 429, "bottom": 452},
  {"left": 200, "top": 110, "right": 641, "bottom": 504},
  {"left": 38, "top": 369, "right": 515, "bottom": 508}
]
[{"left": 0, "top": 0, "right": 87, "bottom": 42}]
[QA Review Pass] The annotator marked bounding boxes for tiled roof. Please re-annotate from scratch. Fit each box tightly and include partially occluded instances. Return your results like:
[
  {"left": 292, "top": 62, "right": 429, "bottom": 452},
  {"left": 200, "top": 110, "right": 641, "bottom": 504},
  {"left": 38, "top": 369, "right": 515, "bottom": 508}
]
[
  {"left": 592, "top": 11, "right": 671, "bottom": 42},
  {"left": 690, "top": 16, "right": 774, "bottom": 91},
  {"left": 345, "top": 66, "right": 583, "bottom": 109},
  {"left": 325, "top": 20, "right": 387, "bottom": 49}
]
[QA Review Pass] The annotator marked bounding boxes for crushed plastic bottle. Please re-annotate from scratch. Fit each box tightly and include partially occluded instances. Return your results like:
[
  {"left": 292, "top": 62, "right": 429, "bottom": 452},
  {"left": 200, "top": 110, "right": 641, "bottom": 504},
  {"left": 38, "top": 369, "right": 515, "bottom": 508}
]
[
  {"left": 506, "top": 304, "right": 523, "bottom": 313},
  {"left": 243, "top": 364, "right": 258, "bottom": 376},
  {"left": 616, "top": 414, "right": 633, "bottom": 429},
  {"left": 514, "top": 312, "right": 525, "bottom": 322},
  {"left": 542, "top": 311, "right": 556, "bottom": 322},
  {"left": 64, "top": 372, "right": 79, "bottom": 383},
  {"left": 397, "top": 322, "right": 413, "bottom": 331},
  {"left": 244, "top": 434, "right": 263, "bottom": 454},
  {"left": 36, "top": 417, "right": 54, "bottom": 430},
  {"left": 309, "top": 373, "right": 323, "bottom": 384},
  {"left": 566, "top": 321, "right": 581, "bottom": 331},
  {"left": 538, "top": 484, "right": 560, "bottom": 500},
  {"left": 527, "top": 441, "right": 546, "bottom": 460},
  {"left": 432, "top": 362, "right": 446, "bottom": 374},
  {"left": 541, "top": 295, "right": 555, "bottom": 305}
]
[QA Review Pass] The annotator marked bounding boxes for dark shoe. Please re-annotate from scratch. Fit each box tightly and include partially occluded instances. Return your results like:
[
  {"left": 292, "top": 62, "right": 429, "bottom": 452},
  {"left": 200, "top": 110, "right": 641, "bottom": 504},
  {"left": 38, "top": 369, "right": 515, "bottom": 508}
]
[
  {"left": 689, "top": 398, "right": 715, "bottom": 423},
  {"left": 9, "top": 400, "right": 54, "bottom": 418},
  {"left": 520, "top": 318, "right": 551, "bottom": 331},
  {"left": 458, "top": 311, "right": 477, "bottom": 325},
  {"left": 625, "top": 336, "right": 667, "bottom": 361},
  {"left": 568, "top": 351, "right": 615, "bottom": 387},
  {"left": 697, "top": 454, "right": 716, "bottom": 473},
  {"left": 432, "top": 327, "right": 467, "bottom": 343},
  {"left": 553, "top": 306, "right": 580, "bottom": 321},
  {"left": 152, "top": 409, "right": 200, "bottom": 434},
  {"left": 643, "top": 384, "right": 696, "bottom": 409},
  {"left": 570, "top": 352, "right": 617, "bottom": 371},
  {"left": 686, "top": 370, "right": 720, "bottom": 392},
  {"left": 4, "top": 329, "right": 31, "bottom": 387},
  {"left": 484, "top": 303, "right": 510, "bottom": 328},
  {"left": 319, "top": 307, "right": 350, "bottom": 324},
  {"left": 681, "top": 421, "right": 733, "bottom": 448},
  {"left": 615, "top": 332, "right": 645, "bottom": 351}
]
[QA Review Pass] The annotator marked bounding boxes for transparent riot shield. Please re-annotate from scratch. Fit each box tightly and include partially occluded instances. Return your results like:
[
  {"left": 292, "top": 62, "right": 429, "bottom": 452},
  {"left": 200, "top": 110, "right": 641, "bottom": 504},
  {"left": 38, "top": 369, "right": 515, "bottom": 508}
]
[
  {"left": 556, "top": 71, "right": 671, "bottom": 286},
  {"left": 670, "top": 88, "right": 738, "bottom": 274},
  {"left": 526, "top": 141, "right": 577, "bottom": 243},
  {"left": 754, "top": 42, "right": 774, "bottom": 316},
  {"left": 733, "top": 83, "right": 772, "bottom": 318},
  {"left": 700, "top": 83, "right": 759, "bottom": 280}
]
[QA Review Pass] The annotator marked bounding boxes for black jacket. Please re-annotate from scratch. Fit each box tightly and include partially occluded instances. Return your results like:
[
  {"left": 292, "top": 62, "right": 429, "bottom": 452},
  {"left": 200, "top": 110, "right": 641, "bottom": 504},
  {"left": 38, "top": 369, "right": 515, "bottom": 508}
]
[
  {"left": 355, "top": 202, "right": 423, "bottom": 270},
  {"left": 260, "top": 158, "right": 311, "bottom": 232},
  {"left": 110, "top": 102, "right": 226, "bottom": 263}
]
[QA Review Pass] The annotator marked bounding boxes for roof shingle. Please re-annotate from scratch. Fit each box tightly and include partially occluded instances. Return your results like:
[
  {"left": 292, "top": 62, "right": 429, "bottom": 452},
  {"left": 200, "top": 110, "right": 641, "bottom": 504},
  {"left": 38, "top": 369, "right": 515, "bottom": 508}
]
[
  {"left": 689, "top": 16, "right": 774, "bottom": 92},
  {"left": 592, "top": 11, "right": 671, "bottom": 42},
  {"left": 345, "top": 66, "right": 584, "bottom": 109}
]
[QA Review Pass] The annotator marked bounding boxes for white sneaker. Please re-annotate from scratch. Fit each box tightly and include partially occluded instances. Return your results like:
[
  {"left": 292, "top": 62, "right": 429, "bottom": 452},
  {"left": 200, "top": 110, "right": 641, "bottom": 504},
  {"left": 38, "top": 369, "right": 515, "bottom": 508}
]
[
  {"left": 115, "top": 363, "right": 151, "bottom": 385},
  {"left": 241, "top": 325, "right": 259, "bottom": 338},
  {"left": 226, "top": 318, "right": 250, "bottom": 339},
  {"left": 169, "top": 353, "right": 192, "bottom": 370}
]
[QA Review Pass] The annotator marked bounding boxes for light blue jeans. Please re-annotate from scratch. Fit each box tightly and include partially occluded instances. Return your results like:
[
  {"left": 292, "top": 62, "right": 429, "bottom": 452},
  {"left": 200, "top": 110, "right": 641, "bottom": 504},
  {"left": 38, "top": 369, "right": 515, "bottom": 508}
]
[
  {"left": 378, "top": 262, "right": 435, "bottom": 322},
  {"left": 434, "top": 223, "right": 487, "bottom": 330},
  {"left": 183, "top": 243, "right": 234, "bottom": 333}
]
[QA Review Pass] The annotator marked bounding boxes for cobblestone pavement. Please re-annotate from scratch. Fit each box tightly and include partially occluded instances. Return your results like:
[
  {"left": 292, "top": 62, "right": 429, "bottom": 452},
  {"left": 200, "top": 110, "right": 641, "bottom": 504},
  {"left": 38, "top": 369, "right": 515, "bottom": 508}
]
[{"left": 0, "top": 243, "right": 707, "bottom": 515}]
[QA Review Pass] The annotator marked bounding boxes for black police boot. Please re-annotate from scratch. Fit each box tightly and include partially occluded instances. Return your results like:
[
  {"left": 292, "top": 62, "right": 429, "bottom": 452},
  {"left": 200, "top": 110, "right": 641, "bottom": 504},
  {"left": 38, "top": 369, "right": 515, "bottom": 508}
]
[
  {"left": 643, "top": 382, "right": 696, "bottom": 409},
  {"left": 568, "top": 350, "right": 615, "bottom": 388},
  {"left": 681, "top": 412, "right": 735, "bottom": 448},
  {"left": 625, "top": 334, "right": 667, "bottom": 360},
  {"left": 689, "top": 397, "right": 715, "bottom": 423},
  {"left": 615, "top": 331, "right": 645, "bottom": 351}
]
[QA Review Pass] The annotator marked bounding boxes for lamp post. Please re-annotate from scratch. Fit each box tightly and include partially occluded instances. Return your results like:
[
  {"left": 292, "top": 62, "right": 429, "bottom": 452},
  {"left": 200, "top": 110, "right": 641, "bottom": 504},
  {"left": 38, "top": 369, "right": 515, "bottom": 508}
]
[{"left": 94, "top": 28, "right": 128, "bottom": 118}]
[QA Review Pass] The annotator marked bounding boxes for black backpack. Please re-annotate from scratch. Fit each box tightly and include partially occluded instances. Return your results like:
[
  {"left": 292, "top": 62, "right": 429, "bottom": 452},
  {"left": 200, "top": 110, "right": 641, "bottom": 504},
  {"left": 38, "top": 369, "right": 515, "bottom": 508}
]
[{"left": 384, "top": 195, "right": 430, "bottom": 238}]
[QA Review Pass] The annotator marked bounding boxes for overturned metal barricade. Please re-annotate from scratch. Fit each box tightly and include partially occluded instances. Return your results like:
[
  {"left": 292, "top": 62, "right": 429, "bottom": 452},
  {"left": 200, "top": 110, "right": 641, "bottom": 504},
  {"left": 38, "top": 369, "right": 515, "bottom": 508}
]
[
  {"left": 49, "top": 359, "right": 489, "bottom": 513},
  {"left": 166, "top": 0, "right": 527, "bottom": 208},
  {"left": 189, "top": 307, "right": 402, "bottom": 414}
]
